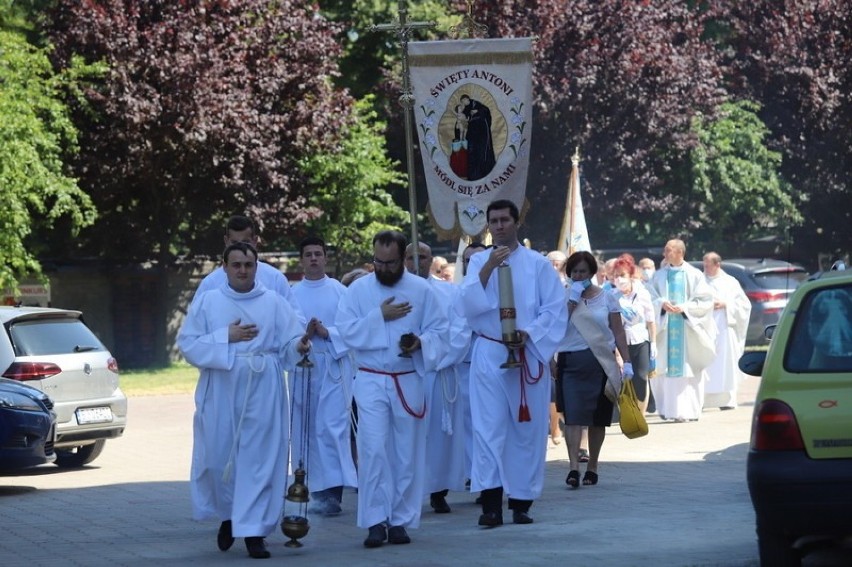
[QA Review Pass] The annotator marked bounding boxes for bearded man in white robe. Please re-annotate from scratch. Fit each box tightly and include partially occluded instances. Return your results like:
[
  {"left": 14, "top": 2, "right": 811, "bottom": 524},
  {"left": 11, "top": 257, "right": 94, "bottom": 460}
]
[
  {"left": 288, "top": 236, "right": 357, "bottom": 517},
  {"left": 455, "top": 199, "right": 567, "bottom": 527},
  {"left": 178, "top": 242, "right": 309, "bottom": 559},
  {"left": 335, "top": 230, "right": 448, "bottom": 548},
  {"left": 701, "top": 252, "right": 751, "bottom": 410},
  {"left": 404, "top": 242, "right": 470, "bottom": 515},
  {"left": 647, "top": 239, "right": 716, "bottom": 422}
]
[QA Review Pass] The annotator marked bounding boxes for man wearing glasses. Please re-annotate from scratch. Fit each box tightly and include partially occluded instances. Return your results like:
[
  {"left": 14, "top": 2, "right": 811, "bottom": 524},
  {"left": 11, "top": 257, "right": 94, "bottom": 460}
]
[{"left": 336, "top": 230, "right": 449, "bottom": 549}]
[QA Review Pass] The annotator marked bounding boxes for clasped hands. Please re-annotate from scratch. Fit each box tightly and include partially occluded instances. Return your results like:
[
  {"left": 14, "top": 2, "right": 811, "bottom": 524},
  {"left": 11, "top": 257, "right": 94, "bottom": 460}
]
[
  {"left": 661, "top": 300, "right": 684, "bottom": 314},
  {"left": 304, "top": 317, "right": 329, "bottom": 340}
]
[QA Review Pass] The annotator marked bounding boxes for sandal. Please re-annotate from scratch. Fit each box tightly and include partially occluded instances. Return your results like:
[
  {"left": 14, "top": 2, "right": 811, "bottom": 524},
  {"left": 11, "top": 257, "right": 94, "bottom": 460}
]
[
  {"left": 565, "top": 470, "right": 580, "bottom": 489},
  {"left": 582, "top": 471, "right": 598, "bottom": 486},
  {"left": 578, "top": 448, "right": 590, "bottom": 463}
]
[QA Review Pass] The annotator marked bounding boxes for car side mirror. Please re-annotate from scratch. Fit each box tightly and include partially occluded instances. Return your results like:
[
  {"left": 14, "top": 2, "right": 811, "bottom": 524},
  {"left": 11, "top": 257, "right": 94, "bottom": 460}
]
[
  {"left": 763, "top": 325, "right": 776, "bottom": 340},
  {"left": 739, "top": 351, "right": 767, "bottom": 377}
]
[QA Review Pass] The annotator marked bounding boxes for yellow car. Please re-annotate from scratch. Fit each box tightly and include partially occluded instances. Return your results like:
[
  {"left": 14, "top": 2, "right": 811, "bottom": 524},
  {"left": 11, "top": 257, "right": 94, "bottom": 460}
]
[{"left": 739, "top": 267, "right": 852, "bottom": 566}]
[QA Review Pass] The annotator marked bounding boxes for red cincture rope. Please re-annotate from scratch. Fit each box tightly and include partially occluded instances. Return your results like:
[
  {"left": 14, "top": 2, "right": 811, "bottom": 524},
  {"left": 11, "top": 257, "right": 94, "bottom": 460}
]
[
  {"left": 477, "top": 334, "right": 544, "bottom": 422},
  {"left": 517, "top": 347, "right": 544, "bottom": 422},
  {"left": 358, "top": 367, "right": 425, "bottom": 419}
]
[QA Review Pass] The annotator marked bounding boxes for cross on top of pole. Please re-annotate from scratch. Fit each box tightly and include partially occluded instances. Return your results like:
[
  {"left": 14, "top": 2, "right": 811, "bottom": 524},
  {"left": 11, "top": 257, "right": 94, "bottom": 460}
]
[{"left": 371, "top": 1, "right": 435, "bottom": 43}]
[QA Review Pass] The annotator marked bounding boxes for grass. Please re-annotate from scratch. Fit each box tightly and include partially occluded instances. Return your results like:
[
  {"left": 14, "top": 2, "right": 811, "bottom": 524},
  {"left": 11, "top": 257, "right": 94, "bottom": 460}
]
[{"left": 119, "top": 362, "right": 198, "bottom": 397}]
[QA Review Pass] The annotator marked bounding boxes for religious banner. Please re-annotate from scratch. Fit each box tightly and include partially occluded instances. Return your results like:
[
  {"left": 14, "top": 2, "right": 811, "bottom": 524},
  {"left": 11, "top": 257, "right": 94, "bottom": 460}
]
[
  {"left": 409, "top": 38, "right": 534, "bottom": 237},
  {"left": 556, "top": 151, "right": 592, "bottom": 254}
]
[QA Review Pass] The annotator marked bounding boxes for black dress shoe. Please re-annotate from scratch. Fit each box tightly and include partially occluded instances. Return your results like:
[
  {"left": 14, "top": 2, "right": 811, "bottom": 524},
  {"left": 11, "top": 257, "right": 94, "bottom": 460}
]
[
  {"left": 477, "top": 512, "right": 503, "bottom": 527},
  {"left": 217, "top": 520, "right": 234, "bottom": 551},
  {"left": 363, "top": 523, "right": 387, "bottom": 548},
  {"left": 245, "top": 537, "right": 270, "bottom": 559},
  {"left": 430, "top": 493, "right": 451, "bottom": 513},
  {"left": 512, "top": 511, "right": 534, "bottom": 524},
  {"left": 388, "top": 525, "right": 411, "bottom": 544}
]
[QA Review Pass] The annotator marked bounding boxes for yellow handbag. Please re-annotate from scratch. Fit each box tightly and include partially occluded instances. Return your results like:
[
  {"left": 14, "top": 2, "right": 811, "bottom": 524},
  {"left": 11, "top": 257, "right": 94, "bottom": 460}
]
[{"left": 618, "top": 378, "right": 649, "bottom": 439}]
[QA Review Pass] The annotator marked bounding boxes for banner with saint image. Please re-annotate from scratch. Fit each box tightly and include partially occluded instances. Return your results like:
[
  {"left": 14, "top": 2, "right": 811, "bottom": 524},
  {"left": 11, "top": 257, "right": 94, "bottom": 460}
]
[{"left": 409, "top": 38, "right": 533, "bottom": 237}]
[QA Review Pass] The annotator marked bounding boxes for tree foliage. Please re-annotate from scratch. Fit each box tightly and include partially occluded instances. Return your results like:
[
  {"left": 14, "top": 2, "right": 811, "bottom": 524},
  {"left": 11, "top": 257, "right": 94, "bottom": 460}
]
[
  {"left": 45, "top": 0, "right": 353, "bottom": 264},
  {"left": 0, "top": 18, "right": 97, "bottom": 290},
  {"left": 685, "top": 100, "right": 802, "bottom": 247},
  {"left": 719, "top": 0, "right": 851, "bottom": 261},
  {"left": 297, "top": 96, "right": 407, "bottom": 273},
  {"left": 462, "top": 1, "right": 728, "bottom": 246}
]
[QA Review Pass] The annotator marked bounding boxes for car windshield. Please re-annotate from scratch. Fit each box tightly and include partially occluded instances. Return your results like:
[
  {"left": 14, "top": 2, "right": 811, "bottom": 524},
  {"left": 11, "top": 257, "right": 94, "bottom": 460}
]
[
  {"left": 785, "top": 284, "right": 852, "bottom": 372},
  {"left": 753, "top": 270, "right": 808, "bottom": 290},
  {"left": 8, "top": 318, "right": 106, "bottom": 356}
]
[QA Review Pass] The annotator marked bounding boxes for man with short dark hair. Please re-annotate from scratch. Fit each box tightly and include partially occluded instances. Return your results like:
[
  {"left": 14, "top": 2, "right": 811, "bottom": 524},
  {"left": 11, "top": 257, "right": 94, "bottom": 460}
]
[
  {"left": 289, "top": 236, "right": 357, "bottom": 516},
  {"left": 336, "top": 230, "right": 448, "bottom": 548},
  {"left": 178, "top": 242, "right": 310, "bottom": 559},
  {"left": 455, "top": 199, "right": 567, "bottom": 527},
  {"left": 193, "top": 215, "right": 303, "bottom": 321}
]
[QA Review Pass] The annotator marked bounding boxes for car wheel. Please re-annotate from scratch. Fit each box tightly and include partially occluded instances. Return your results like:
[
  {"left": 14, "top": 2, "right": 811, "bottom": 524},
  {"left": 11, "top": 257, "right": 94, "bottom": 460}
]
[
  {"left": 54, "top": 439, "right": 106, "bottom": 468},
  {"left": 757, "top": 524, "right": 801, "bottom": 567}
]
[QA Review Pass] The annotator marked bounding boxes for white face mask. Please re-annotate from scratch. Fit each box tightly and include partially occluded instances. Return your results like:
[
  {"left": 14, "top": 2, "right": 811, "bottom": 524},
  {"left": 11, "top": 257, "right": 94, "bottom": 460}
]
[{"left": 616, "top": 277, "right": 631, "bottom": 292}]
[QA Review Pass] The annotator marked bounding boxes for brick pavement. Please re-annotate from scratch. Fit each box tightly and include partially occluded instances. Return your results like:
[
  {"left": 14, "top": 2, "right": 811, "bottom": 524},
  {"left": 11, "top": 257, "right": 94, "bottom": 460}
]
[{"left": 0, "top": 375, "right": 841, "bottom": 566}]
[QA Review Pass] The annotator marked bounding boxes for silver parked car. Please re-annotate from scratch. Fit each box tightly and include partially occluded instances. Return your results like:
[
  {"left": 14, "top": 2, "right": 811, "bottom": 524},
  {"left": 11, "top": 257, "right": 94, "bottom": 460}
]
[
  {"left": 691, "top": 258, "right": 809, "bottom": 346},
  {"left": 0, "top": 307, "right": 127, "bottom": 467}
]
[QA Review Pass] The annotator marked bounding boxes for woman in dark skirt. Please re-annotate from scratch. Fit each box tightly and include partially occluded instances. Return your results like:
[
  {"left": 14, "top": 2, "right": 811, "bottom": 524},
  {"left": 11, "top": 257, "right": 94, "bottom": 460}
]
[{"left": 556, "top": 252, "right": 633, "bottom": 487}]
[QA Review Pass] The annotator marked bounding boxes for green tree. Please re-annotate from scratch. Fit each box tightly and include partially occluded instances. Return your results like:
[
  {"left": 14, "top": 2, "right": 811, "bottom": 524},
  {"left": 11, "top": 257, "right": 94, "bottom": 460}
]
[
  {"left": 0, "top": 20, "right": 96, "bottom": 291},
  {"left": 298, "top": 97, "right": 407, "bottom": 273},
  {"left": 685, "top": 100, "right": 802, "bottom": 249},
  {"left": 720, "top": 0, "right": 851, "bottom": 265}
]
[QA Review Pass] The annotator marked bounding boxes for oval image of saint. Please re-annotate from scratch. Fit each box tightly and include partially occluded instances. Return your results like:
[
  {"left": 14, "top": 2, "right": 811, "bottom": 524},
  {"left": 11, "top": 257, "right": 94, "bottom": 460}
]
[{"left": 439, "top": 86, "right": 507, "bottom": 182}]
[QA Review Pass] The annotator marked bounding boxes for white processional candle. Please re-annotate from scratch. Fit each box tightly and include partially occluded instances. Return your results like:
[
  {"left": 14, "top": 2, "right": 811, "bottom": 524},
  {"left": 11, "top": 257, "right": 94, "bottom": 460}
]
[{"left": 497, "top": 263, "right": 517, "bottom": 342}]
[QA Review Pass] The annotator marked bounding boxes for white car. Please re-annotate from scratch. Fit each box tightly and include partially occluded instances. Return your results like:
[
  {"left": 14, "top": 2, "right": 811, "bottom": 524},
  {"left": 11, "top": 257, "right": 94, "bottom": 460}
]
[{"left": 0, "top": 306, "right": 127, "bottom": 467}]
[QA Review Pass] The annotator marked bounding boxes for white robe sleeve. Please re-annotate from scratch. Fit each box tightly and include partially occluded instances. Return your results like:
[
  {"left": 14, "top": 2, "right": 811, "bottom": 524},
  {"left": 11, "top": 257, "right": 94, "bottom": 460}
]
[
  {"left": 455, "top": 252, "right": 498, "bottom": 320},
  {"left": 413, "top": 284, "right": 450, "bottom": 373},
  {"left": 521, "top": 260, "right": 569, "bottom": 365},
  {"left": 177, "top": 292, "right": 234, "bottom": 370}
]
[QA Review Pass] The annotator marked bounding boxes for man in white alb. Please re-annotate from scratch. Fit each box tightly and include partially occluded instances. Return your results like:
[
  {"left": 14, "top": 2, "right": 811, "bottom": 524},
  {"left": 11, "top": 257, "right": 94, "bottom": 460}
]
[
  {"left": 289, "top": 236, "right": 357, "bottom": 516},
  {"left": 647, "top": 239, "right": 716, "bottom": 422},
  {"left": 455, "top": 199, "right": 567, "bottom": 527},
  {"left": 335, "top": 230, "right": 448, "bottom": 548},
  {"left": 701, "top": 252, "right": 751, "bottom": 410}
]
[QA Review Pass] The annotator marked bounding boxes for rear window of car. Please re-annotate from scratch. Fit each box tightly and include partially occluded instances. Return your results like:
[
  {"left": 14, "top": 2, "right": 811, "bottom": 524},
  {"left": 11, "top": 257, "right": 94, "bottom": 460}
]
[
  {"left": 785, "top": 284, "right": 852, "bottom": 372},
  {"left": 7, "top": 318, "right": 106, "bottom": 357},
  {"left": 753, "top": 270, "right": 809, "bottom": 290}
]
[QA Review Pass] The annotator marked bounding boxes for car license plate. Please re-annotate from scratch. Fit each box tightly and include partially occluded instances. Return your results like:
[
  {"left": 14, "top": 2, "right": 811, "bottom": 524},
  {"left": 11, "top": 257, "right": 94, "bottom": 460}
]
[{"left": 76, "top": 407, "right": 113, "bottom": 424}]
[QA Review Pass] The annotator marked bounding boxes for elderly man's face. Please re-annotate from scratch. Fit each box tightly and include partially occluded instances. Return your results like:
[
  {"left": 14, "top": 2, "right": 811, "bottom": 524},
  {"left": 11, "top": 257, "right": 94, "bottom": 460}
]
[
  {"left": 703, "top": 257, "right": 720, "bottom": 277},
  {"left": 405, "top": 244, "right": 432, "bottom": 278},
  {"left": 663, "top": 241, "right": 685, "bottom": 266}
]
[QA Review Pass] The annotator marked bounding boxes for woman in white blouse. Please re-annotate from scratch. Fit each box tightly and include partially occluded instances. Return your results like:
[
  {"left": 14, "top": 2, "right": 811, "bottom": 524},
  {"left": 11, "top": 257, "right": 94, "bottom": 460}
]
[{"left": 556, "top": 252, "right": 632, "bottom": 488}]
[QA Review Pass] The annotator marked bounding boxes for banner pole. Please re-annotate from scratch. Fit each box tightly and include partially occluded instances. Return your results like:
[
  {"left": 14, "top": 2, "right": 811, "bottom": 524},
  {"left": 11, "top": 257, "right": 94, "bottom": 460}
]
[{"left": 372, "top": 2, "right": 435, "bottom": 274}]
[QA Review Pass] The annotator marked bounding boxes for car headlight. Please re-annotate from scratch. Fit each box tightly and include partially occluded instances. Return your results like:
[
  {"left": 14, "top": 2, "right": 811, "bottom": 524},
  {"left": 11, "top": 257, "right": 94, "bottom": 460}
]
[{"left": 0, "top": 392, "right": 42, "bottom": 411}]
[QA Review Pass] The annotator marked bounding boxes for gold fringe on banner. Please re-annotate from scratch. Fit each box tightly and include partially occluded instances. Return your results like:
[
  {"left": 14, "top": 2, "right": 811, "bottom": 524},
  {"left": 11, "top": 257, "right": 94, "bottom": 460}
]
[{"left": 409, "top": 51, "right": 533, "bottom": 68}]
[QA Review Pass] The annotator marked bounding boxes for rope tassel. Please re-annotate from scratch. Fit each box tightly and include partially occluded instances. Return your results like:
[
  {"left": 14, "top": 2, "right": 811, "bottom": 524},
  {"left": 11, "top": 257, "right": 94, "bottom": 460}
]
[{"left": 517, "top": 347, "right": 543, "bottom": 423}]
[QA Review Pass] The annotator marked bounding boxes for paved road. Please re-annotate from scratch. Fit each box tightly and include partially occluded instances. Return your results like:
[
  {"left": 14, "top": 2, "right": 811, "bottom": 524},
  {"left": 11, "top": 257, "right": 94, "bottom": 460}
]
[{"left": 0, "top": 376, "right": 845, "bottom": 566}]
